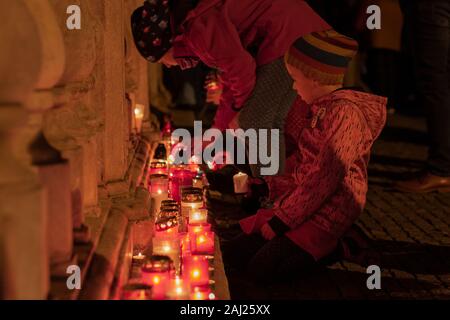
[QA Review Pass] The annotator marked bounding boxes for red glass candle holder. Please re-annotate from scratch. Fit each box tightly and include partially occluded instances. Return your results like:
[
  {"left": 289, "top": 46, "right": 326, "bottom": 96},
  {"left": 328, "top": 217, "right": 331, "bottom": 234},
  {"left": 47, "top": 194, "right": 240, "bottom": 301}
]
[
  {"left": 183, "top": 255, "right": 209, "bottom": 287},
  {"left": 120, "top": 283, "right": 152, "bottom": 300},
  {"left": 188, "top": 222, "right": 212, "bottom": 235},
  {"left": 141, "top": 255, "right": 172, "bottom": 299},
  {"left": 190, "top": 231, "right": 215, "bottom": 255}
]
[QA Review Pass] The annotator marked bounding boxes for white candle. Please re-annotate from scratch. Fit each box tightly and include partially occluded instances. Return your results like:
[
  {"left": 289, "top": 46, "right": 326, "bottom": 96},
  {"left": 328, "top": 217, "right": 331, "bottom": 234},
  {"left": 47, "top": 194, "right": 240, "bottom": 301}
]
[
  {"left": 152, "top": 237, "right": 181, "bottom": 274},
  {"left": 189, "top": 208, "right": 208, "bottom": 224},
  {"left": 134, "top": 104, "right": 145, "bottom": 133},
  {"left": 233, "top": 172, "right": 249, "bottom": 194}
]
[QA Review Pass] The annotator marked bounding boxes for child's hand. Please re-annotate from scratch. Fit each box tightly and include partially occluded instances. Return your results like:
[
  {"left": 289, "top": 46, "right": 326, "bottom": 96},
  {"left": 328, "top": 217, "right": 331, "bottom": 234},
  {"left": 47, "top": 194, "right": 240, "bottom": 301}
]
[{"left": 261, "top": 223, "right": 276, "bottom": 240}]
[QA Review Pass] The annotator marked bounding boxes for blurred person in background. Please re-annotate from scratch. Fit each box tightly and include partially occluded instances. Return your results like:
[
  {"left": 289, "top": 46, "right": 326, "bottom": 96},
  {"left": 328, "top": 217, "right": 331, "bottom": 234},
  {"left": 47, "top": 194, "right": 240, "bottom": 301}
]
[{"left": 394, "top": 0, "right": 450, "bottom": 193}]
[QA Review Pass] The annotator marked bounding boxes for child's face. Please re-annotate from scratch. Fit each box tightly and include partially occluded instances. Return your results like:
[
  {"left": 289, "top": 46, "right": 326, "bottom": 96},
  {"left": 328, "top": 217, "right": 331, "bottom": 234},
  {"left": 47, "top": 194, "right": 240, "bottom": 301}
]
[{"left": 286, "top": 63, "right": 320, "bottom": 104}]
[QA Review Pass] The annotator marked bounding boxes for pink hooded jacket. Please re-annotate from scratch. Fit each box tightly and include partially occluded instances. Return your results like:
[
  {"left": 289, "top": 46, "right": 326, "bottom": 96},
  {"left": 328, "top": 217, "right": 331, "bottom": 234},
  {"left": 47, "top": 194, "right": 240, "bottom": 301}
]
[
  {"left": 172, "top": 0, "right": 330, "bottom": 130},
  {"left": 240, "top": 90, "right": 387, "bottom": 260}
]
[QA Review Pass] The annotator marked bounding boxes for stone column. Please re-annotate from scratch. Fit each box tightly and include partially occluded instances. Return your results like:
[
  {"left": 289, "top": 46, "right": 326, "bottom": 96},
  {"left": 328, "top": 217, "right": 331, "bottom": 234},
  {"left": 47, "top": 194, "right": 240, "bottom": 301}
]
[
  {"left": 0, "top": 0, "right": 48, "bottom": 299},
  {"left": 46, "top": 0, "right": 101, "bottom": 240}
]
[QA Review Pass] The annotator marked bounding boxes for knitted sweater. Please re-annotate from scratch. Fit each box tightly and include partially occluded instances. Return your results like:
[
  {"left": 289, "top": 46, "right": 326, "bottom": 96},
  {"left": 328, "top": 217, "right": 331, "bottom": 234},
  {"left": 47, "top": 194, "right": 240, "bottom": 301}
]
[{"left": 240, "top": 89, "right": 387, "bottom": 260}]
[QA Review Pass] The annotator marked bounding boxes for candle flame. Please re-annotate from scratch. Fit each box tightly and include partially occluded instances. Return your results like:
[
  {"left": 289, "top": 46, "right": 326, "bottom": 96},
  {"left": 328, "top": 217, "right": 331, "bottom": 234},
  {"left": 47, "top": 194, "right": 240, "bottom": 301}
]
[
  {"left": 192, "top": 269, "right": 200, "bottom": 278},
  {"left": 153, "top": 276, "right": 160, "bottom": 284},
  {"left": 198, "top": 236, "right": 206, "bottom": 244},
  {"left": 163, "top": 245, "right": 171, "bottom": 252},
  {"left": 195, "top": 292, "right": 203, "bottom": 299},
  {"left": 157, "top": 189, "right": 162, "bottom": 195}
]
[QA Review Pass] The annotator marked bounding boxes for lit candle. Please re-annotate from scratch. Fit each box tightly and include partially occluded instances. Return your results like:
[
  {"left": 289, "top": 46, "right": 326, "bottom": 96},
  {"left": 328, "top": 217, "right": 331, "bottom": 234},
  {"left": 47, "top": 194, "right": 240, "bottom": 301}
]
[
  {"left": 188, "top": 222, "right": 212, "bottom": 235},
  {"left": 191, "top": 231, "right": 215, "bottom": 255},
  {"left": 154, "top": 214, "right": 179, "bottom": 238},
  {"left": 134, "top": 104, "right": 145, "bottom": 133},
  {"left": 180, "top": 188, "right": 203, "bottom": 222},
  {"left": 191, "top": 286, "right": 215, "bottom": 300},
  {"left": 141, "top": 256, "right": 172, "bottom": 300},
  {"left": 166, "top": 276, "right": 190, "bottom": 300},
  {"left": 183, "top": 255, "right": 210, "bottom": 287},
  {"left": 150, "top": 160, "right": 168, "bottom": 175},
  {"left": 152, "top": 237, "right": 181, "bottom": 274},
  {"left": 170, "top": 169, "right": 194, "bottom": 202},
  {"left": 121, "top": 283, "right": 152, "bottom": 300},
  {"left": 189, "top": 208, "right": 208, "bottom": 224},
  {"left": 132, "top": 252, "right": 146, "bottom": 266},
  {"left": 233, "top": 172, "right": 249, "bottom": 194},
  {"left": 150, "top": 174, "right": 169, "bottom": 217}
]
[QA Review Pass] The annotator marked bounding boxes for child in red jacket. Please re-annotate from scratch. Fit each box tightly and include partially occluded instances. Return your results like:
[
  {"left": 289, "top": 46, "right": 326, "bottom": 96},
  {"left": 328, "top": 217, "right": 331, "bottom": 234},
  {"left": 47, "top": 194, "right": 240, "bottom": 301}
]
[
  {"left": 224, "top": 29, "right": 387, "bottom": 283},
  {"left": 131, "top": 0, "right": 330, "bottom": 176}
]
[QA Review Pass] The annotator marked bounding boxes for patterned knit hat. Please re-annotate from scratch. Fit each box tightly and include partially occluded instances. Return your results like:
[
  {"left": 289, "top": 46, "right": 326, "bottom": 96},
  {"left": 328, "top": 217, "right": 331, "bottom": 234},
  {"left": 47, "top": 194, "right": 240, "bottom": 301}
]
[
  {"left": 131, "top": 0, "right": 172, "bottom": 63},
  {"left": 285, "top": 29, "right": 359, "bottom": 85}
]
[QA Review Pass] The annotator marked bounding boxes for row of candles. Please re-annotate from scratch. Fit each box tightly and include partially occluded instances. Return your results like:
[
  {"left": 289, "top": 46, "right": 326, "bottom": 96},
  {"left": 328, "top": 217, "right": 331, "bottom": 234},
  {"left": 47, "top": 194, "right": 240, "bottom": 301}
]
[{"left": 122, "top": 135, "right": 216, "bottom": 300}]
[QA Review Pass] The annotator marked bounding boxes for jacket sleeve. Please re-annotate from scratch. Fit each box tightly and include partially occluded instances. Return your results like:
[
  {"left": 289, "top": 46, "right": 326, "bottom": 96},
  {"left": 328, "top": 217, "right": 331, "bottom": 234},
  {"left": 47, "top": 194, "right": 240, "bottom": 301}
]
[
  {"left": 185, "top": 10, "right": 256, "bottom": 111},
  {"left": 271, "top": 102, "right": 367, "bottom": 230},
  {"left": 212, "top": 84, "right": 237, "bottom": 131}
]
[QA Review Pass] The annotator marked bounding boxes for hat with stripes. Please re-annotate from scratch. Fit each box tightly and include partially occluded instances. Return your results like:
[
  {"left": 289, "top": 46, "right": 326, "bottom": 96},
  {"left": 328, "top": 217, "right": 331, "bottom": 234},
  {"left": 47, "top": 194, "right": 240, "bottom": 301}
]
[{"left": 285, "top": 29, "right": 359, "bottom": 85}]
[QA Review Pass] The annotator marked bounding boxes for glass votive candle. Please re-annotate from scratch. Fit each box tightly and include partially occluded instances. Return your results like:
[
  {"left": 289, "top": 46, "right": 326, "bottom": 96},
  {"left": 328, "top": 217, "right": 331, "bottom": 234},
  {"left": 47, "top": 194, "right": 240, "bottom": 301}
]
[
  {"left": 153, "top": 143, "right": 168, "bottom": 161},
  {"left": 120, "top": 283, "right": 153, "bottom": 300},
  {"left": 189, "top": 208, "right": 208, "bottom": 224},
  {"left": 183, "top": 255, "right": 210, "bottom": 287},
  {"left": 150, "top": 160, "right": 168, "bottom": 176},
  {"left": 161, "top": 199, "right": 178, "bottom": 206},
  {"left": 188, "top": 222, "right": 212, "bottom": 235},
  {"left": 149, "top": 174, "right": 169, "bottom": 217},
  {"left": 191, "top": 286, "right": 215, "bottom": 300},
  {"left": 181, "top": 189, "right": 203, "bottom": 217},
  {"left": 149, "top": 174, "right": 169, "bottom": 194},
  {"left": 170, "top": 169, "right": 194, "bottom": 202},
  {"left": 132, "top": 252, "right": 146, "bottom": 266},
  {"left": 166, "top": 276, "right": 190, "bottom": 300},
  {"left": 152, "top": 236, "right": 181, "bottom": 274},
  {"left": 141, "top": 255, "right": 172, "bottom": 299},
  {"left": 190, "top": 231, "right": 215, "bottom": 256},
  {"left": 154, "top": 215, "right": 179, "bottom": 238}
]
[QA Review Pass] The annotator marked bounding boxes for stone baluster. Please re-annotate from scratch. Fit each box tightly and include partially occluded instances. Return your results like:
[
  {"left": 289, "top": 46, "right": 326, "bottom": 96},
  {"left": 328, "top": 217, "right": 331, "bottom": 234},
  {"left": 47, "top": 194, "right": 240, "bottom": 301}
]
[
  {"left": 0, "top": 0, "right": 48, "bottom": 299},
  {"left": 45, "top": 0, "right": 101, "bottom": 244}
]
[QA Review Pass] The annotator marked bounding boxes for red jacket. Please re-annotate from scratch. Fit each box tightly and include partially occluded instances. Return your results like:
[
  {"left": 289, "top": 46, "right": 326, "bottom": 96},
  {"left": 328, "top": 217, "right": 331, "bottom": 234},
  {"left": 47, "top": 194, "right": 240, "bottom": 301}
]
[
  {"left": 172, "top": 0, "right": 330, "bottom": 130},
  {"left": 240, "top": 90, "right": 387, "bottom": 260}
]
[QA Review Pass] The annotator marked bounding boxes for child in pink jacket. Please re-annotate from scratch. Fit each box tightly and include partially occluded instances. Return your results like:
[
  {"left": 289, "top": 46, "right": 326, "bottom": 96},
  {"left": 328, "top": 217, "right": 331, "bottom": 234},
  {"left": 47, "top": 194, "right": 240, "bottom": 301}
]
[{"left": 224, "top": 30, "right": 387, "bottom": 282}]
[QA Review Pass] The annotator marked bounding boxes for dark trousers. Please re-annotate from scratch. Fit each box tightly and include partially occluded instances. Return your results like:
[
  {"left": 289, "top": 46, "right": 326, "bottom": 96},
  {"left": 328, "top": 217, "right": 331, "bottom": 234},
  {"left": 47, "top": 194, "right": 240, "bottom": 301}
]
[
  {"left": 366, "top": 48, "right": 401, "bottom": 110},
  {"left": 221, "top": 233, "right": 337, "bottom": 284},
  {"left": 402, "top": 0, "right": 450, "bottom": 176}
]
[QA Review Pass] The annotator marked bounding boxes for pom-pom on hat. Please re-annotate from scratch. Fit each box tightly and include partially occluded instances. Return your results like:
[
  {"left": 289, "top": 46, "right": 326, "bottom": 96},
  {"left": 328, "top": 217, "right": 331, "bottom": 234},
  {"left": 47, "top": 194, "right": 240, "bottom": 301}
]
[
  {"left": 131, "top": 0, "right": 172, "bottom": 63},
  {"left": 285, "top": 29, "right": 359, "bottom": 85}
]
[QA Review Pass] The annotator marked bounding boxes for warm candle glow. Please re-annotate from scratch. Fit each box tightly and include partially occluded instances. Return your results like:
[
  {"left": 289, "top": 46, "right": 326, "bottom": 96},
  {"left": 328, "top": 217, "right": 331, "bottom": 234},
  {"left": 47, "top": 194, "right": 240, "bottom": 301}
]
[{"left": 191, "top": 231, "right": 215, "bottom": 255}]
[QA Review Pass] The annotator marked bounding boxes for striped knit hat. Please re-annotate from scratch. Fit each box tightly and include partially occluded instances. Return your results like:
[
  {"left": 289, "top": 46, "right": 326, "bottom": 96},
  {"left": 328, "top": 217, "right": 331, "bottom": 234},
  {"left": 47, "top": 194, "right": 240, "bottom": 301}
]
[{"left": 285, "top": 29, "right": 359, "bottom": 85}]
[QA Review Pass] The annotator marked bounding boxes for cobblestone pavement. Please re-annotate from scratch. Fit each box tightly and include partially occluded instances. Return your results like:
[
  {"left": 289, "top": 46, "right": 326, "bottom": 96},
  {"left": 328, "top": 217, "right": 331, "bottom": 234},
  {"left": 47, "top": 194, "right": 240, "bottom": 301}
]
[{"left": 207, "top": 114, "right": 450, "bottom": 300}]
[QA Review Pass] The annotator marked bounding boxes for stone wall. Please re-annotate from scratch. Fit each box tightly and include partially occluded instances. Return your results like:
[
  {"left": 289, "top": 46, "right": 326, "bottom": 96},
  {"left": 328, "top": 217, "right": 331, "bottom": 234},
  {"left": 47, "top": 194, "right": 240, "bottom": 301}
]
[{"left": 0, "top": 0, "right": 157, "bottom": 299}]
